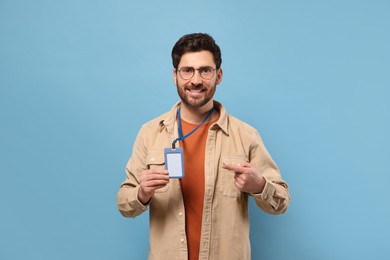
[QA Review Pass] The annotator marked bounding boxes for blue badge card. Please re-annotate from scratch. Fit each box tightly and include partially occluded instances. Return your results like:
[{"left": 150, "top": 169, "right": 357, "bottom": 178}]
[{"left": 164, "top": 147, "right": 185, "bottom": 178}]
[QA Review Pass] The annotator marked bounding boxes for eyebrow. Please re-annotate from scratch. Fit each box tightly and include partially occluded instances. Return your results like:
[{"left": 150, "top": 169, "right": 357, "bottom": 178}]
[{"left": 179, "top": 66, "right": 214, "bottom": 69}]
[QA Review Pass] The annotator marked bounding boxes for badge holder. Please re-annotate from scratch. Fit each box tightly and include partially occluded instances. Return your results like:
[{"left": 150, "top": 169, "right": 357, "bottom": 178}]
[{"left": 164, "top": 147, "right": 185, "bottom": 178}]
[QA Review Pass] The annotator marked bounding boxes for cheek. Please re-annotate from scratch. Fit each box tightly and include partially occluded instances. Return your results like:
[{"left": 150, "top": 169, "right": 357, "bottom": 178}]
[{"left": 176, "top": 79, "right": 191, "bottom": 88}]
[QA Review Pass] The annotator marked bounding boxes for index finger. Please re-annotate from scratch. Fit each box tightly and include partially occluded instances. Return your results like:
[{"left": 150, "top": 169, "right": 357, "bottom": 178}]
[{"left": 222, "top": 163, "right": 245, "bottom": 174}]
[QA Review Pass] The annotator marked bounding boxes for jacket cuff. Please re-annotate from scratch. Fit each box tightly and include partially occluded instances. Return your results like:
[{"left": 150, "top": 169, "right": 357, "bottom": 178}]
[
  {"left": 251, "top": 177, "right": 276, "bottom": 201},
  {"left": 131, "top": 186, "right": 149, "bottom": 211}
]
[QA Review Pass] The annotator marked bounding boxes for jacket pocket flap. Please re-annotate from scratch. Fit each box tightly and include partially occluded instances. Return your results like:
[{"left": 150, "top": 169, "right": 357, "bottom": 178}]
[{"left": 146, "top": 151, "right": 165, "bottom": 165}]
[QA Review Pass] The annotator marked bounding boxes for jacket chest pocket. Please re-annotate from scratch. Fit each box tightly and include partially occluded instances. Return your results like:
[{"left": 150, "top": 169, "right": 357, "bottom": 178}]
[
  {"left": 146, "top": 151, "right": 169, "bottom": 193},
  {"left": 218, "top": 156, "right": 248, "bottom": 198}
]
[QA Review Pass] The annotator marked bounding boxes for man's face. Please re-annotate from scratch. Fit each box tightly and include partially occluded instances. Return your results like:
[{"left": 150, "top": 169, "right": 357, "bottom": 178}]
[{"left": 173, "top": 51, "right": 223, "bottom": 109}]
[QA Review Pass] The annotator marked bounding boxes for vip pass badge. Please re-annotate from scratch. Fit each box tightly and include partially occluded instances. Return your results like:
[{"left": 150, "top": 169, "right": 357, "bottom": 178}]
[{"left": 164, "top": 106, "right": 215, "bottom": 178}]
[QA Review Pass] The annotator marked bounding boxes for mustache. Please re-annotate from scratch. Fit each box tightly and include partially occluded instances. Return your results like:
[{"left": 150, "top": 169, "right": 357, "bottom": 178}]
[{"left": 186, "top": 84, "right": 204, "bottom": 90}]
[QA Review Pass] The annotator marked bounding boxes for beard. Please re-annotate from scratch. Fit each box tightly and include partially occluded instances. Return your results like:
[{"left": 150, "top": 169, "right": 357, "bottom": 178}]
[{"left": 176, "top": 84, "right": 216, "bottom": 108}]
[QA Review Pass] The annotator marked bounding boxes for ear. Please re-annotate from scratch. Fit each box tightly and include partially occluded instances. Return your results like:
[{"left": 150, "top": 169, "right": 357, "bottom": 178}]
[
  {"left": 216, "top": 68, "right": 223, "bottom": 85},
  {"left": 173, "top": 68, "right": 178, "bottom": 85}
]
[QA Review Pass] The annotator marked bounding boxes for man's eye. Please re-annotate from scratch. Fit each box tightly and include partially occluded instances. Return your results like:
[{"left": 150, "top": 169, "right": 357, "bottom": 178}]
[
  {"left": 181, "top": 67, "right": 193, "bottom": 73},
  {"left": 200, "top": 67, "right": 213, "bottom": 73}
]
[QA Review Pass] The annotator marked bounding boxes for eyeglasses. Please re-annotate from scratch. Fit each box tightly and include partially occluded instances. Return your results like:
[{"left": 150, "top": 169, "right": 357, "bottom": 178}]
[{"left": 177, "top": 66, "right": 217, "bottom": 80}]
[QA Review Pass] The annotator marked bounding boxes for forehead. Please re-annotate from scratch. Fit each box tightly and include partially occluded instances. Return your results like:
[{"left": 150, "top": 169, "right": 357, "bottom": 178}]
[{"left": 178, "top": 51, "right": 215, "bottom": 68}]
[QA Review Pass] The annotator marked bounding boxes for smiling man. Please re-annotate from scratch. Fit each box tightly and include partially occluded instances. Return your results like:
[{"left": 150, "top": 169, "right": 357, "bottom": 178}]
[{"left": 117, "top": 33, "right": 290, "bottom": 260}]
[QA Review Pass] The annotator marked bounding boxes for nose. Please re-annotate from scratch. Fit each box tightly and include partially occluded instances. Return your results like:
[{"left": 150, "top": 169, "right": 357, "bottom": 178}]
[{"left": 191, "top": 70, "right": 203, "bottom": 85}]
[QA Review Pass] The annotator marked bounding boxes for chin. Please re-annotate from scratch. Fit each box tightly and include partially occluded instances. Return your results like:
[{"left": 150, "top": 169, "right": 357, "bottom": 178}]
[{"left": 183, "top": 97, "right": 213, "bottom": 109}]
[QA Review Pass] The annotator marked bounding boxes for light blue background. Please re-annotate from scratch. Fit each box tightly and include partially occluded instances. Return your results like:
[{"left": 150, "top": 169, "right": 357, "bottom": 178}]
[{"left": 1, "top": 0, "right": 389, "bottom": 259}]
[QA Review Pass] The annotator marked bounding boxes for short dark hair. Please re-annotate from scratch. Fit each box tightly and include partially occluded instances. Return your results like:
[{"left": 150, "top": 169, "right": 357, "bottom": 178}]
[{"left": 171, "top": 33, "right": 222, "bottom": 69}]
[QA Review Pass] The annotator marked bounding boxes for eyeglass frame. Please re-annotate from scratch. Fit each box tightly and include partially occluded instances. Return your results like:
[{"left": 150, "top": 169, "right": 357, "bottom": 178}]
[{"left": 176, "top": 66, "right": 218, "bottom": 80}]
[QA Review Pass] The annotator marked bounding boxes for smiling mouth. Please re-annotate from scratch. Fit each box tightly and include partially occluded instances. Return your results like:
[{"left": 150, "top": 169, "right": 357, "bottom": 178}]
[
  {"left": 186, "top": 85, "right": 207, "bottom": 93},
  {"left": 186, "top": 89, "right": 206, "bottom": 98},
  {"left": 188, "top": 89, "right": 205, "bottom": 93}
]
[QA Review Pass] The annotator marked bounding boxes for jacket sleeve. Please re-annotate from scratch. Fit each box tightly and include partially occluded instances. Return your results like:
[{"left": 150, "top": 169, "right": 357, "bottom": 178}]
[
  {"left": 116, "top": 126, "right": 150, "bottom": 218},
  {"left": 249, "top": 131, "right": 290, "bottom": 215}
]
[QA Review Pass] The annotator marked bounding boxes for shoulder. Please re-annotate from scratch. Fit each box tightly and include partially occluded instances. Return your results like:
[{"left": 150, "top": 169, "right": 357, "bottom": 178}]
[
  {"left": 225, "top": 113, "right": 264, "bottom": 149},
  {"left": 132, "top": 110, "right": 173, "bottom": 151},
  {"left": 142, "top": 111, "right": 170, "bottom": 128},
  {"left": 214, "top": 100, "right": 258, "bottom": 136},
  {"left": 140, "top": 102, "right": 178, "bottom": 131},
  {"left": 137, "top": 111, "right": 172, "bottom": 138},
  {"left": 227, "top": 114, "right": 258, "bottom": 134}
]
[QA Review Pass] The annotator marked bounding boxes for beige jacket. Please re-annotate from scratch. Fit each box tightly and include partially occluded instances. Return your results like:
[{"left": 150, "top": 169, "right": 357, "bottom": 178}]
[{"left": 117, "top": 101, "right": 290, "bottom": 260}]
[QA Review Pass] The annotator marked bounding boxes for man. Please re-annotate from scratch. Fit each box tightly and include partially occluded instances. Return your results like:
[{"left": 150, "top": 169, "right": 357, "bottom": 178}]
[{"left": 117, "top": 33, "right": 290, "bottom": 260}]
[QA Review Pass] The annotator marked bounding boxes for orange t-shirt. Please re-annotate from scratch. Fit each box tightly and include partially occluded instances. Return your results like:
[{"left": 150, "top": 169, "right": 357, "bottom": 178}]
[{"left": 180, "top": 118, "right": 215, "bottom": 260}]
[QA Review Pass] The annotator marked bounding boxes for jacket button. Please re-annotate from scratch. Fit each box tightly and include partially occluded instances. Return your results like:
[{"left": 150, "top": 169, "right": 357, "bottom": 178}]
[{"left": 180, "top": 238, "right": 185, "bottom": 243}]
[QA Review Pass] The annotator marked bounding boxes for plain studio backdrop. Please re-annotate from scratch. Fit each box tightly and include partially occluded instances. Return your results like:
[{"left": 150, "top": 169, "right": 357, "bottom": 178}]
[{"left": 1, "top": 1, "right": 389, "bottom": 259}]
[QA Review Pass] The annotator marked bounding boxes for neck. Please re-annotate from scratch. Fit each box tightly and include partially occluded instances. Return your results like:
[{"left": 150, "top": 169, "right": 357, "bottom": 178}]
[{"left": 180, "top": 101, "right": 215, "bottom": 124}]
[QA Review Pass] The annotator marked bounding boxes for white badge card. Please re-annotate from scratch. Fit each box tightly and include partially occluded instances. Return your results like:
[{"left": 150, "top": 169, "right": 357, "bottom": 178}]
[{"left": 164, "top": 147, "right": 185, "bottom": 178}]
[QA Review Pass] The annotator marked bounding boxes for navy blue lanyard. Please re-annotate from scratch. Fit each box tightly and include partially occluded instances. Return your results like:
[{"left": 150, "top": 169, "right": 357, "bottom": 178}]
[{"left": 172, "top": 106, "right": 214, "bottom": 149}]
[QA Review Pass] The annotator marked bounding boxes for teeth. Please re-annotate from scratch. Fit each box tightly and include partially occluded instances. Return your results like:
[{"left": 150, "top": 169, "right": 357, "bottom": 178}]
[{"left": 189, "top": 89, "right": 202, "bottom": 93}]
